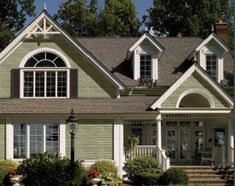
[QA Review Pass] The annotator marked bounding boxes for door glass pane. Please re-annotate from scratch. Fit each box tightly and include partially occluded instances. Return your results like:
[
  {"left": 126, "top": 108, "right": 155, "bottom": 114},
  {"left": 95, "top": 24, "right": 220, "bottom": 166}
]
[
  {"left": 180, "top": 130, "right": 189, "bottom": 159},
  {"left": 194, "top": 130, "right": 204, "bottom": 156},
  {"left": 14, "top": 124, "right": 27, "bottom": 158},
  {"left": 46, "top": 124, "right": 59, "bottom": 154},
  {"left": 215, "top": 128, "right": 225, "bottom": 146},
  {"left": 30, "top": 125, "right": 43, "bottom": 156},
  {"left": 166, "top": 130, "right": 177, "bottom": 159}
]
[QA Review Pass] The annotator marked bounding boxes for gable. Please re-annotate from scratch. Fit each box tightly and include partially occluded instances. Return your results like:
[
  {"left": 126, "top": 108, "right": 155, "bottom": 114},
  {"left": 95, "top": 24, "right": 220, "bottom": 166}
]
[
  {"left": 0, "top": 35, "right": 118, "bottom": 98},
  {"left": 161, "top": 72, "right": 230, "bottom": 108},
  {"left": 0, "top": 11, "right": 124, "bottom": 93},
  {"left": 151, "top": 64, "right": 233, "bottom": 109}
]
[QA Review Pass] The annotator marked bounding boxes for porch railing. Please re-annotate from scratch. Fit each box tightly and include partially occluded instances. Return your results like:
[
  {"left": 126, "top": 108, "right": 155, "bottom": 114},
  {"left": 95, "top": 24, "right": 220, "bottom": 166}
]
[
  {"left": 125, "top": 145, "right": 170, "bottom": 171},
  {"left": 125, "top": 145, "right": 157, "bottom": 160}
]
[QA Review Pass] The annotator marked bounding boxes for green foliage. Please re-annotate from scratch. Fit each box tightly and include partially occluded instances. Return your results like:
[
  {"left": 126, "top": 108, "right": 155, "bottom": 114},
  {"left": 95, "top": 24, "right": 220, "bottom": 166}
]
[
  {"left": 158, "top": 168, "right": 188, "bottom": 185},
  {"left": 55, "top": 0, "right": 140, "bottom": 37},
  {"left": 0, "top": 1, "right": 35, "bottom": 51},
  {"left": 135, "top": 172, "right": 159, "bottom": 186},
  {"left": 0, "top": 160, "right": 19, "bottom": 185},
  {"left": 123, "top": 156, "right": 161, "bottom": 184},
  {"left": 90, "top": 160, "right": 121, "bottom": 186},
  {"left": 148, "top": 0, "right": 232, "bottom": 38},
  {"left": 17, "top": 153, "right": 88, "bottom": 186},
  {"left": 126, "top": 136, "right": 139, "bottom": 150}
]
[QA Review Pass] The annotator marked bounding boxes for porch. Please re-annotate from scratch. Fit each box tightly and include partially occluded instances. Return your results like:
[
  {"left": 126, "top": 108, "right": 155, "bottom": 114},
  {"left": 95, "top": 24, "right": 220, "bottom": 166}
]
[{"left": 123, "top": 113, "right": 233, "bottom": 168}]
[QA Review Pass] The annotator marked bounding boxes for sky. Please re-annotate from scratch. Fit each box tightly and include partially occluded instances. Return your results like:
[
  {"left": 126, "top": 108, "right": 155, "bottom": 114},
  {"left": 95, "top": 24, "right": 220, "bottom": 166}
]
[{"left": 26, "top": 0, "right": 153, "bottom": 26}]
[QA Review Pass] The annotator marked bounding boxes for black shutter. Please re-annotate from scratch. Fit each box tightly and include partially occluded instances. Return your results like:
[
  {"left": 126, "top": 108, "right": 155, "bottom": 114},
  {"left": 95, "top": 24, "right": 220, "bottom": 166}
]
[
  {"left": 11, "top": 69, "right": 20, "bottom": 98},
  {"left": 70, "top": 69, "right": 78, "bottom": 98}
]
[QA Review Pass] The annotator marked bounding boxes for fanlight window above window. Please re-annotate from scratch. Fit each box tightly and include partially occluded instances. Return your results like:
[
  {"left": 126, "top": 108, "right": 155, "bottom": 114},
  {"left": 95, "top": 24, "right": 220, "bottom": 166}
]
[
  {"left": 22, "top": 52, "right": 69, "bottom": 98},
  {"left": 25, "top": 52, "right": 66, "bottom": 67}
]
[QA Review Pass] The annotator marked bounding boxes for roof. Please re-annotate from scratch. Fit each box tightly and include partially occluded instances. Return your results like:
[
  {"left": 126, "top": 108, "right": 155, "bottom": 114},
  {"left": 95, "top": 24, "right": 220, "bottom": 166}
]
[
  {"left": 78, "top": 37, "right": 203, "bottom": 86},
  {"left": 0, "top": 96, "right": 158, "bottom": 114}
]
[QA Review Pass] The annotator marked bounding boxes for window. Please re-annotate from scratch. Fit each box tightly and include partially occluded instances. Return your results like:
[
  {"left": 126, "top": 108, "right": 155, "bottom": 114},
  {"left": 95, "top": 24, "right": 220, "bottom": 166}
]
[
  {"left": 13, "top": 123, "right": 59, "bottom": 159},
  {"left": 140, "top": 55, "right": 151, "bottom": 79},
  {"left": 23, "top": 52, "right": 68, "bottom": 98},
  {"left": 206, "top": 55, "right": 217, "bottom": 80}
]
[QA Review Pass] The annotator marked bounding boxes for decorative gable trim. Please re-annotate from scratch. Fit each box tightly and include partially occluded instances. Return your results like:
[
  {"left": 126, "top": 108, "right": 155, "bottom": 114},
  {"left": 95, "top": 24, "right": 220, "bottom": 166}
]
[
  {"left": 188, "top": 33, "right": 230, "bottom": 60},
  {"left": 126, "top": 33, "right": 164, "bottom": 60},
  {"left": 150, "top": 63, "right": 233, "bottom": 109},
  {"left": 0, "top": 11, "right": 125, "bottom": 91}
]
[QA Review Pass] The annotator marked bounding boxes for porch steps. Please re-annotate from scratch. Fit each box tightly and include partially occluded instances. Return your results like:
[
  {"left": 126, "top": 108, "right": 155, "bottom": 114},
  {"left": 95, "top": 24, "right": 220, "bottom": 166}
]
[{"left": 171, "top": 165, "right": 233, "bottom": 186}]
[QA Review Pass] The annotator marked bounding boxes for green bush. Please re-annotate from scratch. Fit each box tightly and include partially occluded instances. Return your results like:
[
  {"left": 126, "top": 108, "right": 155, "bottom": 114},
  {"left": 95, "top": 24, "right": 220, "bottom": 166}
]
[
  {"left": 123, "top": 156, "right": 161, "bottom": 185},
  {"left": 17, "top": 153, "right": 88, "bottom": 186},
  {"left": 158, "top": 168, "right": 188, "bottom": 185},
  {"left": 135, "top": 172, "right": 159, "bottom": 186},
  {"left": 90, "top": 160, "right": 121, "bottom": 186},
  {"left": 0, "top": 160, "right": 19, "bottom": 185}
]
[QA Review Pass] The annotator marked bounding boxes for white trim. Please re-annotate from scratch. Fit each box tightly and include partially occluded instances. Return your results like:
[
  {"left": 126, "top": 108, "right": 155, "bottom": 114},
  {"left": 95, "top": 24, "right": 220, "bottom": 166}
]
[
  {"left": 151, "top": 64, "right": 233, "bottom": 109},
  {"left": 176, "top": 89, "right": 215, "bottom": 108},
  {"left": 0, "top": 11, "right": 124, "bottom": 90},
  {"left": 188, "top": 33, "right": 229, "bottom": 60},
  {"left": 19, "top": 48, "right": 71, "bottom": 68},
  {"left": 159, "top": 109, "right": 232, "bottom": 114},
  {"left": 127, "top": 33, "right": 164, "bottom": 60},
  {"left": 59, "top": 124, "right": 66, "bottom": 157},
  {"left": 6, "top": 123, "right": 13, "bottom": 159},
  {"left": 113, "top": 118, "right": 124, "bottom": 175}
]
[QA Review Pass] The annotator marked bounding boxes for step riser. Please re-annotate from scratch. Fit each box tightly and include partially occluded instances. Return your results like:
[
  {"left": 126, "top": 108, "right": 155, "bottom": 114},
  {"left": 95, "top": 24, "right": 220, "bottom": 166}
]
[{"left": 172, "top": 166, "right": 233, "bottom": 186}]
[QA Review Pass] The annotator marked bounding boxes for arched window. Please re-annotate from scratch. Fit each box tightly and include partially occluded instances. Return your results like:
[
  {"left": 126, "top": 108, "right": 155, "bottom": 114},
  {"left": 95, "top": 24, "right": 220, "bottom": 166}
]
[{"left": 23, "top": 51, "right": 69, "bottom": 98}]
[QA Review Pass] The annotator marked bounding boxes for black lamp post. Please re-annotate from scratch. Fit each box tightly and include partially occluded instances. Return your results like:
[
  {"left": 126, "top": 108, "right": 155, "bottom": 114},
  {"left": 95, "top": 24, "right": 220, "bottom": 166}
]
[{"left": 66, "top": 109, "right": 78, "bottom": 163}]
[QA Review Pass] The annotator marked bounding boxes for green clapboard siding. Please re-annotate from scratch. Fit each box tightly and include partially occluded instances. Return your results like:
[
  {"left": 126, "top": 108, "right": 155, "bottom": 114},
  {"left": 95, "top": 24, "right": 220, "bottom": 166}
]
[
  {"left": 0, "top": 124, "right": 5, "bottom": 159},
  {"left": 0, "top": 36, "right": 117, "bottom": 98},
  {"left": 162, "top": 72, "right": 229, "bottom": 108},
  {"left": 66, "top": 120, "right": 113, "bottom": 160}
]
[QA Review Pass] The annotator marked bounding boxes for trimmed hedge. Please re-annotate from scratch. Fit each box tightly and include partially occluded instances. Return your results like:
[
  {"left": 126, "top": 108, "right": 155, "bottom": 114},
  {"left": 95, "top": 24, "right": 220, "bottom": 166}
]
[{"left": 158, "top": 168, "right": 188, "bottom": 185}]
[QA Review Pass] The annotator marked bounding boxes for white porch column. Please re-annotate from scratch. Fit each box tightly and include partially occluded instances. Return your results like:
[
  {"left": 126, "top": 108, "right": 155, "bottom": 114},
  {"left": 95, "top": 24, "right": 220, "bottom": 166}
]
[
  {"left": 228, "top": 117, "right": 234, "bottom": 166},
  {"left": 114, "top": 118, "right": 124, "bottom": 175},
  {"left": 156, "top": 114, "right": 162, "bottom": 149},
  {"left": 156, "top": 114, "right": 162, "bottom": 165}
]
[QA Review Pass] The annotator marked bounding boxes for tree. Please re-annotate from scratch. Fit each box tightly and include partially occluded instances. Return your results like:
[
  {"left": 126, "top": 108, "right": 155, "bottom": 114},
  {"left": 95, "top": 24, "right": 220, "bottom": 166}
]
[
  {"left": 55, "top": 0, "right": 141, "bottom": 37},
  {"left": 147, "top": 0, "right": 232, "bottom": 37},
  {"left": 0, "top": 0, "right": 35, "bottom": 51},
  {"left": 55, "top": 0, "right": 99, "bottom": 36},
  {"left": 97, "top": 0, "right": 140, "bottom": 36}
]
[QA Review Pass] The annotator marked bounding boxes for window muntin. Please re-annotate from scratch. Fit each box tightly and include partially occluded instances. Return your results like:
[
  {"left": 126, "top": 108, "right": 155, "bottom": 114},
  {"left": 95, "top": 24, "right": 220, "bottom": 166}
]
[
  {"left": 23, "top": 52, "right": 68, "bottom": 98},
  {"left": 13, "top": 123, "right": 59, "bottom": 159},
  {"left": 206, "top": 55, "right": 217, "bottom": 80},
  {"left": 140, "top": 55, "right": 151, "bottom": 79}
]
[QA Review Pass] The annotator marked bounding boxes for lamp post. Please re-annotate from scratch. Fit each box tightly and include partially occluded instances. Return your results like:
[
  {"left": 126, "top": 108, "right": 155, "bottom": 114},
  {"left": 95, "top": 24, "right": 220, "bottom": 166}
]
[{"left": 66, "top": 109, "right": 78, "bottom": 163}]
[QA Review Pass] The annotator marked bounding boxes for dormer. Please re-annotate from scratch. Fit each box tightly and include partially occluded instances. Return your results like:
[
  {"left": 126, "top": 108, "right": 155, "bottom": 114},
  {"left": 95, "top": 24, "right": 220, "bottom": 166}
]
[
  {"left": 126, "top": 33, "right": 164, "bottom": 83},
  {"left": 189, "top": 33, "right": 230, "bottom": 83}
]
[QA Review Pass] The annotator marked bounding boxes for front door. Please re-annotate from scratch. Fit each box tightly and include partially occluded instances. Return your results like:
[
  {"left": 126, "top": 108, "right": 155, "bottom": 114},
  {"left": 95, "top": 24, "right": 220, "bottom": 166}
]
[{"left": 164, "top": 126, "right": 191, "bottom": 162}]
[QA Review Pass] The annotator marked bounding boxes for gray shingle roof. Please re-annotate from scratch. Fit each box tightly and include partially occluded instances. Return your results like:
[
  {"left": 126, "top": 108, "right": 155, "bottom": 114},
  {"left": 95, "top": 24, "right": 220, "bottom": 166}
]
[
  {"left": 0, "top": 96, "right": 158, "bottom": 114},
  {"left": 78, "top": 37, "right": 203, "bottom": 86}
]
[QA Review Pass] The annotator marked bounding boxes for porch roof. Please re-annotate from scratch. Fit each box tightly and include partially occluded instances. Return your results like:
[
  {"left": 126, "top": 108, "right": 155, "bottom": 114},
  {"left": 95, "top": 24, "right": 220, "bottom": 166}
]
[{"left": 0, "top": 96, "right": 158, "bottom": 114}]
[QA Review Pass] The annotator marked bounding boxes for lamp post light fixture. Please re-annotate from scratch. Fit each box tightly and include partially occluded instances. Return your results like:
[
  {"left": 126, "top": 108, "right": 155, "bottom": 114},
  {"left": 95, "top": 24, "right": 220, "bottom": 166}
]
[{"left": 66, "top": 109, "right": 78, "bottom": 163}]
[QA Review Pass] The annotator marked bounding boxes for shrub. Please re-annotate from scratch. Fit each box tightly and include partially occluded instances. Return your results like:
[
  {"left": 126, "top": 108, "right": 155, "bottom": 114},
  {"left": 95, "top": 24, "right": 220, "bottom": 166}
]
[
  {"left": 90, "top": 160, "right": 121, "bottom": 186},
  {"left": 158, "top": 168, "right": 188, "bottom": 185},
  {"left": 123, "top": 156, "right": 161, "bottom": 185},
  {"left": 0, "top": 160, "right": 19, "bottom": 185},
  {"left": 17, "top": 153, "right": 88, "bottom": 186},
  {"left": 136, "top": 172, "right": 159, "bottom": 186}
]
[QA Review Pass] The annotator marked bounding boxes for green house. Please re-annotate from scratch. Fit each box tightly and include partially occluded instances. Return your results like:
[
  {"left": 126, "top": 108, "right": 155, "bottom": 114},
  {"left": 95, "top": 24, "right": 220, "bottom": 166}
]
[{"left": 0, "top": 11, "right": 233, "bottom": 174}]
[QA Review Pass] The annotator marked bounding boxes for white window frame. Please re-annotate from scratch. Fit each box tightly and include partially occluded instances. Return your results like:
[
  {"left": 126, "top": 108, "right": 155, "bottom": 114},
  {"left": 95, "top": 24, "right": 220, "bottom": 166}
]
[
  {"left": 20, "top": 68, "right": 70, "bottom": 98},
  {"left": 140, "top": 54, "right": 152, "bottom": 79},
  {"left": 6, "top": 123, "right": 66, "bottom": 161},
  {"left": 206, "top": 54, "right": 217, "bottom": 80}
]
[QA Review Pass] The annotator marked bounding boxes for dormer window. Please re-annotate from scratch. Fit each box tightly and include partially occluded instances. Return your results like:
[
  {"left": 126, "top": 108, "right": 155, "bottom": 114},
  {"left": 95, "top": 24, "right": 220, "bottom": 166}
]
[
  {"left": 140, "top": 55, "right": 151, "bottom": 79},
  {"left": 22, "top": 51, "right": 69, "bottom": 98},
  {"left": 206, "top": 54, "right": 217, "bottom": 80}
]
